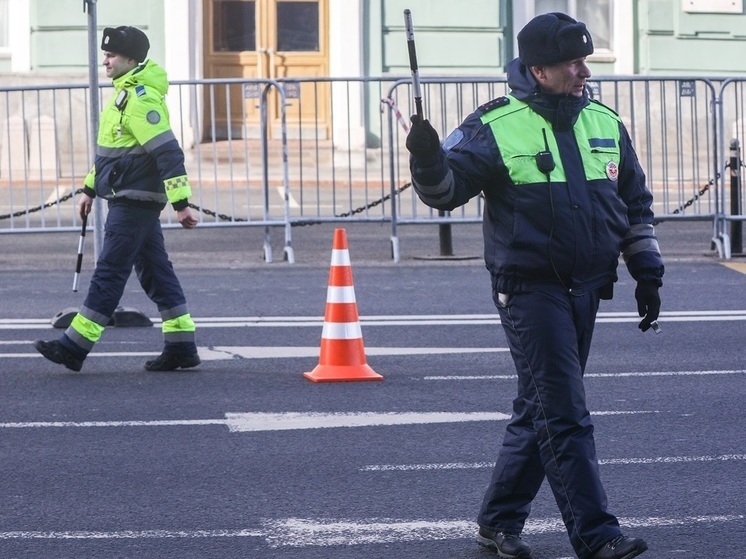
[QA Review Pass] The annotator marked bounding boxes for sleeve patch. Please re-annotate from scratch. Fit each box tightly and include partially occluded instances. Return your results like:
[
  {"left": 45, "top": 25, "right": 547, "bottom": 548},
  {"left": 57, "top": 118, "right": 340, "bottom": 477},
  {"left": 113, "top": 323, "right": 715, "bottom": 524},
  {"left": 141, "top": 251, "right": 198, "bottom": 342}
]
[
  {"left": 442, "top": 129, "right": 465, "bottom": 151},
  {"left": 135, "top": 85, "right": 146, "bottom": 97},
  {"left": 146, "top": 110, "right": 161, "bottom": 125}
]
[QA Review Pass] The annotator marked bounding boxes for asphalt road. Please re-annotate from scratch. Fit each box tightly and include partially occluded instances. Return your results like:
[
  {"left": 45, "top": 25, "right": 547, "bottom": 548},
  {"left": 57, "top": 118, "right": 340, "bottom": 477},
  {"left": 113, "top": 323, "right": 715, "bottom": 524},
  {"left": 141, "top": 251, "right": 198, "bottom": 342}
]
[{"left": 0, "top": 221, "right": 744, "bottom": 559}]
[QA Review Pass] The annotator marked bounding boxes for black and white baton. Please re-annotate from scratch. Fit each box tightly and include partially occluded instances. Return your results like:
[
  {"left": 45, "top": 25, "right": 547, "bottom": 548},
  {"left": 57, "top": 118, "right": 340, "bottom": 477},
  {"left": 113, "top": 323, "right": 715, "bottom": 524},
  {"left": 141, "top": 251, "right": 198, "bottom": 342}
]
[
  {"left": 73, "top": 214, "right": 87, "bottom": 292},
  {"left": 403, "top": 9, "right": 423, "bottom": 118}
]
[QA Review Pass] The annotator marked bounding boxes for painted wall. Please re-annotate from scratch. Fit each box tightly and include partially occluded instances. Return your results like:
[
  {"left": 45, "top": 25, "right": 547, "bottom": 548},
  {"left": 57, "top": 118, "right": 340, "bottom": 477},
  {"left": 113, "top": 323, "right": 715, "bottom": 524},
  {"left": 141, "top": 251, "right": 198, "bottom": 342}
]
[
  {"left": 26, "top": 0, "right": 165, "bottom": 73},
  {"left": 367, "top": 0, "right": 511, "bottom": 77},
  {"left": 637, "top": 0, "right": 746, "bottom": 75},
  {"left": 11, "top": 1, "right": 746, "bottom": 80}
]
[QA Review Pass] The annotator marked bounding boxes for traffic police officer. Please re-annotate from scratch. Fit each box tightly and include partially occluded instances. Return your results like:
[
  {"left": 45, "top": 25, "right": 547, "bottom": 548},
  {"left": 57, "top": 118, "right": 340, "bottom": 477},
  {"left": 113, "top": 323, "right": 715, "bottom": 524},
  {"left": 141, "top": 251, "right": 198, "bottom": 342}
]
[
  {"left": 405, "top": 12, "right": 663, "bottom": 559},
  {"left": 34, "top": 25, "right": 200, "bottom": 372}
]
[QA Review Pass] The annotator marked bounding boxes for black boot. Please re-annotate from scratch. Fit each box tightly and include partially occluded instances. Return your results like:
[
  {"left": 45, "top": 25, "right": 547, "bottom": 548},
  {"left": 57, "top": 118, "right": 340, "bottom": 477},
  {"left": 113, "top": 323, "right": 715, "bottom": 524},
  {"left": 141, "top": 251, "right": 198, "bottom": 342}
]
[
  {"left": 477, "top": 526, "right": 533, "bottom": 558},
  {"left": 144, "top": 352, "right": 201, "bottom": 372},
  {"left": 590, "top": 535, "right": 648, "bottom": 559},
  {"left": 33, "top": 340, "right": 84, "bottom": 372}
]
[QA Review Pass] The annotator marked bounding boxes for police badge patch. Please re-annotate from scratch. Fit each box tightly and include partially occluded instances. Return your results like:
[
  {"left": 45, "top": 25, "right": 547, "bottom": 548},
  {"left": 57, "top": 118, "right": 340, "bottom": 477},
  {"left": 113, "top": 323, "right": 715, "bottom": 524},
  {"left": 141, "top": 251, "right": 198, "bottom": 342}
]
[
  {"left": 442, "top": 129, "right": 464, "bottom": 151},
  {"left": 146, "top": 110, "right": 161, "bottom": 124},
  {"left": 605, "top": 160, "right": 619, "bottom": 181}
]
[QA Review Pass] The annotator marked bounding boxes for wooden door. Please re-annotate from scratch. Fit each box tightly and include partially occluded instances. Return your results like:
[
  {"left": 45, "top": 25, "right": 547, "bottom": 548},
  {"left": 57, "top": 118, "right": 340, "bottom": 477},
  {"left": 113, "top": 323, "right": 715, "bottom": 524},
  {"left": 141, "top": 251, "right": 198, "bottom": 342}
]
[{"left": 203, "top": 0, "right": 329, "bottom": 140}]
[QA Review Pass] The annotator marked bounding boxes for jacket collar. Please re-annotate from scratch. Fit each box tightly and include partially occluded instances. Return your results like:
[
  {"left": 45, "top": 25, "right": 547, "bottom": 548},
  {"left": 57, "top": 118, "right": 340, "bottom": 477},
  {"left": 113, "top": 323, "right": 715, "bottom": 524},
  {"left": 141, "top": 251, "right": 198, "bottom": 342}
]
[{"left": 506, "top": 57, "right": 590, "bottom": 131}]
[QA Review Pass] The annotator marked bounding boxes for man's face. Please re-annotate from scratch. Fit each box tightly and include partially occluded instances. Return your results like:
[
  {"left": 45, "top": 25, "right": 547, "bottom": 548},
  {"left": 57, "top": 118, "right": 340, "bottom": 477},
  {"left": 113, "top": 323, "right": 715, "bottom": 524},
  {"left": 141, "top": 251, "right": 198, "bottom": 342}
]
[
  {"left": 531, "top": 57, "right": 591, "bottom": 97},
  {"left": 102, "top": 51, "right": 137, "bottom": 79}
]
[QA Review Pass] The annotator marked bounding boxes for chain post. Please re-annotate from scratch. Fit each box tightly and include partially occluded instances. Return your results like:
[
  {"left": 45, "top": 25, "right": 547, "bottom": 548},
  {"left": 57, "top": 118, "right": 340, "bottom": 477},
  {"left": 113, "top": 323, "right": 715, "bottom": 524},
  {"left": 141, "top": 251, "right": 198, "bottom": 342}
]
[{"left": 729, "top": 139, "right": 743, "bottom": 254}]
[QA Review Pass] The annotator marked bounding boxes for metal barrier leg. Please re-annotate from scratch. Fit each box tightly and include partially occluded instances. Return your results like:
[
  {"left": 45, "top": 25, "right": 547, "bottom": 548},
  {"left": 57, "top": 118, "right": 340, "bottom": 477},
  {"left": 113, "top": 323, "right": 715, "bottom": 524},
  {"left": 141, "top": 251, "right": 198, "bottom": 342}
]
[
  {"left": 390, "top": 235, "right": 400, "bottom": 263},
  {"left": 283, "top": 225, "right": 295, "bottom": 264},
  {"left": 263, "top": 228, "right": 273, "bottom": 263},
  {"left": 721, "top": 233, "right": 731, "bottom": 260},
  {"left": 729, "top": 140, "right": 743, "bottom": 254}
]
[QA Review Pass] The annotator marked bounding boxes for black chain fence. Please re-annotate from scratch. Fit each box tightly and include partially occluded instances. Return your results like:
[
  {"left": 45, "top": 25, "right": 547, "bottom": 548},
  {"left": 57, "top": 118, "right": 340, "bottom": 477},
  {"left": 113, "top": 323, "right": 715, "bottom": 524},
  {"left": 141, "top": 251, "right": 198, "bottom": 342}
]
[
  {"left": 0, "top": 177, "right": 720, "bottom": 226},
  {"left": 0, "top": 184, "right": 413, "bottom": 225}
]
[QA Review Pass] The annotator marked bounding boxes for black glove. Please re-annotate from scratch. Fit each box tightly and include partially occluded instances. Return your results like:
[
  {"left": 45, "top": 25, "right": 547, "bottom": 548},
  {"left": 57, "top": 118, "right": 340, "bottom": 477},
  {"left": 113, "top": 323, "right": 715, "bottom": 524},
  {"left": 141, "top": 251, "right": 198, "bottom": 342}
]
[
  {"left": 635, "top": 281, "right": 661, "bottom": 332},
  {"left": 406, "top": 115, "right": 441, "bottom": 162}
]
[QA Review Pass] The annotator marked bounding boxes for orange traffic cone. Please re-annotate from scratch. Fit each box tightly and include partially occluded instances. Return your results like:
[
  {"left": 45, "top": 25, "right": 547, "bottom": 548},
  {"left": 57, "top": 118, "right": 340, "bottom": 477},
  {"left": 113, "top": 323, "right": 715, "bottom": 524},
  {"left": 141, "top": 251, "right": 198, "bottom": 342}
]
[{"left": 304, "top": 228, "right": 383, "bottom": 383}]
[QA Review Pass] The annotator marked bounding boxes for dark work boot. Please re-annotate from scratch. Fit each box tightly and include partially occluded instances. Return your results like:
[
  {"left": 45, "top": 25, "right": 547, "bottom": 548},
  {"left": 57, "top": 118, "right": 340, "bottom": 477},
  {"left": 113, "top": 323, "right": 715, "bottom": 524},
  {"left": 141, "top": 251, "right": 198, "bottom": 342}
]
[
  {"left": 589, "top": 535, "right": 648, "bottom": 559},
  {"left": 33, "top": 340, "right": 84, "bottom": 372},
  {"left": 144, "top": 352, "right": 201, "bottom": 372},
  {"left": 477, "top": 526, "right": 533, "bottom": 558}
]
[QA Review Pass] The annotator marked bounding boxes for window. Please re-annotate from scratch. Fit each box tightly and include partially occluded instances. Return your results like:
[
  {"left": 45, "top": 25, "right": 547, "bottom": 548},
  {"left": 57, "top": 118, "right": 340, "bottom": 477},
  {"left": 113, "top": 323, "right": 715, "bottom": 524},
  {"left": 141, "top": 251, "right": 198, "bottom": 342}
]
[
  {"left": 213, "top": 0, "right": 256, "bottom": 52},
  {"left": 211, "top": 0, "right": 320, "bottom": 53},
  {"left": 277, "top": 1, "right": 319, "bottom": 52}
]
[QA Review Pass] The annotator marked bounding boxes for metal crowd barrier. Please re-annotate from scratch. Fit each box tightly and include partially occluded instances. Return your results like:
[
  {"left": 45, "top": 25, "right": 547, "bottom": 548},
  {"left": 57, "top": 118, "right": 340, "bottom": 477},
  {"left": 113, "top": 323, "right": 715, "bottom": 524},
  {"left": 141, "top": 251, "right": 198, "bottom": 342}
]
[
  {"left": 1, "top": 75, "right": 744, "bottom": 260},
  {"left": 717, "top": 78, "right": 746, "bottom": 258}
]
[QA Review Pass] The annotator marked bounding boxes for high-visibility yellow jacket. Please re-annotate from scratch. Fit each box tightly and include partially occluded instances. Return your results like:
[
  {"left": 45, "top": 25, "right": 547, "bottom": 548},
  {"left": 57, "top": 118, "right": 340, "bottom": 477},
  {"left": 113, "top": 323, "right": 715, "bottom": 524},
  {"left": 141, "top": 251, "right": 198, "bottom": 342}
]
[{"left": 83, "top": 59, "right": 192, "bottom": 210}]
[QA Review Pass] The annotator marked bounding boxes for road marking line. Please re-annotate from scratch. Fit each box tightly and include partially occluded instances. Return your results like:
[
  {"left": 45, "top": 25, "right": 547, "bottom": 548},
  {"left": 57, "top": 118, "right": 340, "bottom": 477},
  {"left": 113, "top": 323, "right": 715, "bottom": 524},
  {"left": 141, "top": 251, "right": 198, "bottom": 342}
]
[
  {"left": 361, "top": 453, "right": 746, "bottom": 472},
  {"left": 263, "top": 515, "right": 744, "bottom": 547},
  {"left": 4, "top": 310, "right": 746, "bottom": 330},
  {"left": 4, "top": 346, "right": 508, "bottom": 360},
  {"left": 223, "top": 411, "right": 512, "bottom": 432},
  {"left": 0, "top": 514, "right": 740, "bottom": 545},
  {"left": 0, "top": 529, "right": 263, "bottom": 540},
  {"left": 0, "top": 419, "right": 228, "bottom": 429},
  {"left": 200, "top": 346, "right": 508, "bottom": 360},
  {"left": 0, "top": 410, "right": 652, "bottom": 432},
  {"left": 277, "top": 186, "right": 299, "bottom": 208},
  {"left": 228, "top": 410, "right": 653, "bottom": 433},
  {"left": 425, "top": 369, "right": 746, "bottom": 380},
  {"left": 3, "top": 352, "right": 160, "bottom": 359},
  {"left": 1, "top": 346, "right": 509, "bottom": 360}
]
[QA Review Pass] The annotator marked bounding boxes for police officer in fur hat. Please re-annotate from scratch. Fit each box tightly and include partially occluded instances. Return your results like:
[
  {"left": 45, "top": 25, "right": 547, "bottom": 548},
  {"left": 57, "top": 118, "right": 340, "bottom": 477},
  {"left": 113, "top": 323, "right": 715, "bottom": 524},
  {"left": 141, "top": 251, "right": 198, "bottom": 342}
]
[
  {"left": 34, "top": 26, "right": 201, "bottom": 373},
  {"left": 406, "top": 12, "right": 662, "bottom": 559}
]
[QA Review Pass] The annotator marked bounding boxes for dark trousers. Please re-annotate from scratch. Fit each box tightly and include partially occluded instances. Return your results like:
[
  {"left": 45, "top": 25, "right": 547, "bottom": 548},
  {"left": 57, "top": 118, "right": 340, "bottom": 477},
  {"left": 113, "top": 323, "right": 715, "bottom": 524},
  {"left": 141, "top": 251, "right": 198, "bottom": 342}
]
[
  {"left": 62, "top": 202, "right": 193, "bottom": 357},
  {"left": 477, "top": 286, "right": 620, "bottom": 559}
]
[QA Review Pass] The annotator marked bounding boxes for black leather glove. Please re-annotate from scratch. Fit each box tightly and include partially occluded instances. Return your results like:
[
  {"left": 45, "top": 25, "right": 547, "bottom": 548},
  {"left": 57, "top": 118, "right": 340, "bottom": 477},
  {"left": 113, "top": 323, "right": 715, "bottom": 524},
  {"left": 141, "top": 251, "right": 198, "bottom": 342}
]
[
  {"left": 635, "top": 281, "right": 661, "bottom": 332},
  {"left": 406, "top": 115, "right": 441, "bottom": 163}
]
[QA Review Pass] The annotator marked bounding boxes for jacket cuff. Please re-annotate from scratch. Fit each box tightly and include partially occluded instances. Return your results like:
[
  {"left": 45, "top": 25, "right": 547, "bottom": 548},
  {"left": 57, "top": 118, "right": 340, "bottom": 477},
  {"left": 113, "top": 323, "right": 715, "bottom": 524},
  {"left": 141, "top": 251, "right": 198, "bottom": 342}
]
[
  {"left": 83, "top": 186, "right": 96, "bottom": 198},
  {"left": 171, "top": 199, "right": 189, "bottom": 211}
]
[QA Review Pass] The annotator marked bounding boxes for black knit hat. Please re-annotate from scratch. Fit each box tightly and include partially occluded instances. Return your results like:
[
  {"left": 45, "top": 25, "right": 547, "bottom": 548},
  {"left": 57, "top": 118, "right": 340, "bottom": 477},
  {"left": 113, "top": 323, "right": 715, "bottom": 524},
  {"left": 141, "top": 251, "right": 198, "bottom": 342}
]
[
  {"left": 518, "top": 12, "right": 593, "bottom": 67},
  {"left": 101, "top": 26, "right": 150, "bottom": 62}
]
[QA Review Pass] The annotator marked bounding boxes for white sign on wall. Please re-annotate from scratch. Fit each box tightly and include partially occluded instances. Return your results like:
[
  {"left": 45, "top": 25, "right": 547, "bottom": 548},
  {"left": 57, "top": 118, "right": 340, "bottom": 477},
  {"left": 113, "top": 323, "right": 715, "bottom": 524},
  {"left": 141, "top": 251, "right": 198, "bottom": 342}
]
[{"left": 682, "top": 0, "right": 743, "bottom": 13}]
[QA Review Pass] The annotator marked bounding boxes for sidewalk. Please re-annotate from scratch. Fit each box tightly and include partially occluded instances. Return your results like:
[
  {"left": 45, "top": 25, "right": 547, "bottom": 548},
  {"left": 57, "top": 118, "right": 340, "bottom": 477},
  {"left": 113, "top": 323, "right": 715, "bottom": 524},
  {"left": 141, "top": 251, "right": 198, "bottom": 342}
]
[{"left": 1, "top": 218, "right": 723, "bottom": 273}]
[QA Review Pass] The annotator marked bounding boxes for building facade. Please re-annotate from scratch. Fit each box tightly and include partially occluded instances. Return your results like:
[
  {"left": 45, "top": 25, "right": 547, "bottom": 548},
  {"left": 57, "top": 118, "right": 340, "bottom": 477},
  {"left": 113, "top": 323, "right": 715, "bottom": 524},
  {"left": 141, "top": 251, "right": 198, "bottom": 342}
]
[{"left": 1, "top": 0, "right": 746, "bottom": 147}]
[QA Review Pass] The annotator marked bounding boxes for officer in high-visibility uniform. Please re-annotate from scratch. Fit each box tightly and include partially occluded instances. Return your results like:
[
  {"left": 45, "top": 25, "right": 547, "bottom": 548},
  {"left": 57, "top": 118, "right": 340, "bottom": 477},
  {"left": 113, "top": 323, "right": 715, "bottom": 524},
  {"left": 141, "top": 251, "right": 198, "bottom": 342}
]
[
  {"left": 34, "top": 25, "right": 200, "bottom": 372},
  {"left": 406, "top": 12, "right": 663, "bottom": 559}
]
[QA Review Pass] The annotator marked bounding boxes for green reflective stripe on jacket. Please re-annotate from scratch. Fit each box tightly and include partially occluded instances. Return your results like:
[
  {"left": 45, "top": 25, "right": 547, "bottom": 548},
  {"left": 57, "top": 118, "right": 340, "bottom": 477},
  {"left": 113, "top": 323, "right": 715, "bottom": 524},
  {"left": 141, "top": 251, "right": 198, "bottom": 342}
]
[
  {"left": 162, "top": 313, "right": 196, "bottom": 334},
  {"left": 573, "top": 102, "right": 623, "bottom": 181},
  {"left": 164, "top": 175, "right": 193, "bottom": 205},
  {"left": 480, "top": 95, "right": 621, "bottom": 185},
  {"left": 84, "top": 166, "right": 95, "bottom": 189},
  {"left": 70, "top": 313, "right": 106, "bottom": 343}
]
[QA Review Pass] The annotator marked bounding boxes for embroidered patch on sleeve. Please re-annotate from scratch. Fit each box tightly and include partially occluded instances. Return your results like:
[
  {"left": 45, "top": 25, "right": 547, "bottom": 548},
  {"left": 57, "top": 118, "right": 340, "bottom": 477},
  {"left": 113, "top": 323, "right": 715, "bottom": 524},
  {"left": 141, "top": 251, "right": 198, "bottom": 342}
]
[
  {"left": 442, "top": 129, "right": 464, "bottom": 151},
  {"left": 146, "top": 110, "right": 161, "bottom": 125}
]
